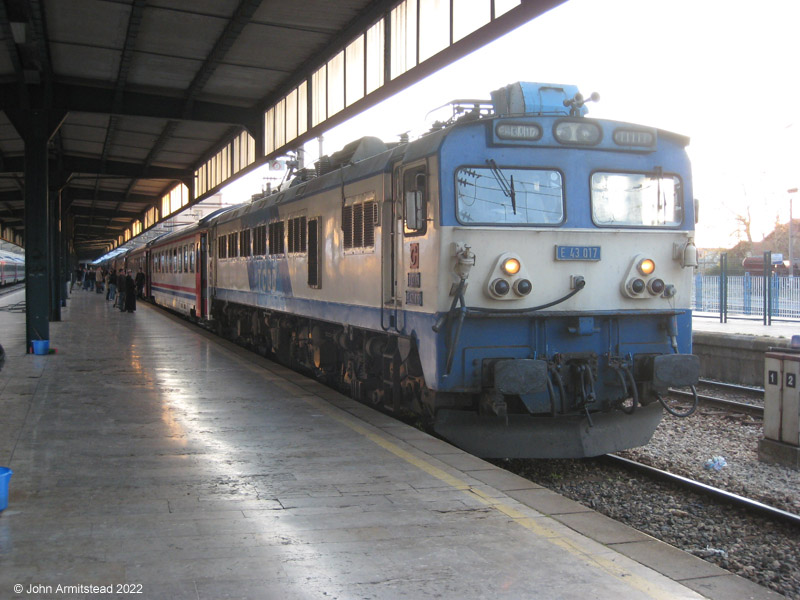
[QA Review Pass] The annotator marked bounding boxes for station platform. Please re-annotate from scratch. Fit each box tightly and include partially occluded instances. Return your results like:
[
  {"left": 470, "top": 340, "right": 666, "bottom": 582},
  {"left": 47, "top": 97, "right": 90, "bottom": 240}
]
[
  {"left": 693, "top": 312, "right": 800, "bottom": 340},
  {"left": 0, "top": 289, "right": 780, "bottom": 599},
  {"left": 692, "top": 314, "right": 798, "bottom": 387}
]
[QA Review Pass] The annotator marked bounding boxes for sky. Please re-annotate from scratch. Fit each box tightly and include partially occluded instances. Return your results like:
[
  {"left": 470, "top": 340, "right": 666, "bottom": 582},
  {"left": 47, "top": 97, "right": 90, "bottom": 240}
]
[{"left": 223, "top": 0, "right": 800, "bottom": 249}]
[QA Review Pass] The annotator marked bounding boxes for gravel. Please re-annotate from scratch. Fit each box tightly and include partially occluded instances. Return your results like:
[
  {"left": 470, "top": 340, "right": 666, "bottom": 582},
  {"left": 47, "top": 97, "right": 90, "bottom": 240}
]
[{"left": 496, "top": 405, "right": 800, "bottom": 599}]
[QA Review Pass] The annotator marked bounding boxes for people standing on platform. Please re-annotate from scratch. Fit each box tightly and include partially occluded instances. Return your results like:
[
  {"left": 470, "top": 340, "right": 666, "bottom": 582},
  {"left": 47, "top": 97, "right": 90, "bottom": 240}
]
[
  {"left": 125, "top": 270, "right": 136, "bottom": 313},
  {"left": 71, "top": 266, "right": 82, "bottom": 292},
  {"left": 116, "top": 269, "right": 126, "bottom": 310},
  {"left": 106, "top": 269, "right": 117, "bottom": 302},
  {"left": 95, "top": 266, "right": 104, "bottom": 293},
  {"left": 135, "top": 269, "right": 145, "bottom": 299},
  {"left": 82, "top": 265, "right": 90, "bottom": 290}
]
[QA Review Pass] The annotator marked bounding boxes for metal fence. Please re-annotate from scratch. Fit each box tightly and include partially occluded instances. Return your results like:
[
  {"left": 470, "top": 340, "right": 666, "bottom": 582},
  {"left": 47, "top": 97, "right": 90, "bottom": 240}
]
[{"left": 693, "top": 275, "right": 800, "bottom": 320}]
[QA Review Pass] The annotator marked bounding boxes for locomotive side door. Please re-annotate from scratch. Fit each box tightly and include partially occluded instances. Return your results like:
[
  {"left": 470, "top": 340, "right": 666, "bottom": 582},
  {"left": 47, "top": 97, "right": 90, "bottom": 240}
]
[
  {"left": 383, "top": 162, "right": 428, "bottom": 331},
  {"left": 382, "top": 168, "right": 404, "bottom": 330}
]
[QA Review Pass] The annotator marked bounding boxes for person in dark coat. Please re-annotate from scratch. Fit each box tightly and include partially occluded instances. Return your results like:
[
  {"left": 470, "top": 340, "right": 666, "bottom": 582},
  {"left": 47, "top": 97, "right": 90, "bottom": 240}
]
[
  {"left": 125, "top": 270, "right": 137, "bottom": 312},
  {"left": 135, "top": 269, "right": 146, "bottom": 299}
]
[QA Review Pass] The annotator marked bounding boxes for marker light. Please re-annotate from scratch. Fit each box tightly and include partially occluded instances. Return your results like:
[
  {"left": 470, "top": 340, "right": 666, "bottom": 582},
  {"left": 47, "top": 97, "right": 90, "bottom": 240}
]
[
  {"left": 502, "top": 258, "right": 521, "bottom": 275},
  {"left": 613, "top": 128, "right": 655, "bottom": 148},
  {"left": 638, "top": 258, "right": 656, "bottom": 276}
]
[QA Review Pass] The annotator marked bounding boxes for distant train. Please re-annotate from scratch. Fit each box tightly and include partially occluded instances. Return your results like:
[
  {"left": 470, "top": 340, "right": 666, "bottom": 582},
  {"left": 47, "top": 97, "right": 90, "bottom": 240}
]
[
  {"left": 115, "top": 82, "right": 700, "bottom": 458},
  {"left": 741, "top": 255, "right": 797, "bottom": 276},
  {"left": 0, "top": 249, "right": 24, "bottom": 286}
]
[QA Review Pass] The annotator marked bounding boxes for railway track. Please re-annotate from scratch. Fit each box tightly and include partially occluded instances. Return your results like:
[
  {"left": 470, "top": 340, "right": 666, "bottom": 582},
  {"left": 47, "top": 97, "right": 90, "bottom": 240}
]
[
  {"left": 668, "top": 378, "right": 765, "bottom": 417},
  {"left": 699, "top": 378, "right": 765, "bottom": 395},
  {"left": 603, "top": 454, "right": 800, "bottom": 528}
]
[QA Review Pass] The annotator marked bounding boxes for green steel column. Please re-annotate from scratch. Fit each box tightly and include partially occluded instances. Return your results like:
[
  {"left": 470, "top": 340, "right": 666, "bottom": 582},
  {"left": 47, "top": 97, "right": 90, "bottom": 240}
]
[
  {"left": 24, "top": 110, "right": 50, "bottom": 351},
  {"left": 49, "top": 185, "right": 61, "bottom": 321}
]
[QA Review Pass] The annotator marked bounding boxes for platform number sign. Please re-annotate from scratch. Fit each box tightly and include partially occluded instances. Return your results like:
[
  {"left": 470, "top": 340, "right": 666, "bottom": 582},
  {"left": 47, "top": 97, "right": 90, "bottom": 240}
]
[
  {"left": 787, "top": 372, "right": 797, "bottom": 389},
  {"left": 768, "top": 370, "right": 779, "bottom": 386}
]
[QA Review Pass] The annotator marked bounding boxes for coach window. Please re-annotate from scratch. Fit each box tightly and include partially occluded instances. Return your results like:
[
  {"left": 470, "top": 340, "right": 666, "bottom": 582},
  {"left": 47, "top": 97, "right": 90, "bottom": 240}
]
[
  {"left": 403, "top": 166, "right": 427, "bottom": 236},
  {"left": 189, "top": 246, "right": 195, "bottom": 272}
]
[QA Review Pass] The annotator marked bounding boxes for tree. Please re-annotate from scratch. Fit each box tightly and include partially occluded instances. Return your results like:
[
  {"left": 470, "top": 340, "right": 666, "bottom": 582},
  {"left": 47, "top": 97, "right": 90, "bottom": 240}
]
[{"left": 733, "top": 206, "right": 753, "bottom": 243}]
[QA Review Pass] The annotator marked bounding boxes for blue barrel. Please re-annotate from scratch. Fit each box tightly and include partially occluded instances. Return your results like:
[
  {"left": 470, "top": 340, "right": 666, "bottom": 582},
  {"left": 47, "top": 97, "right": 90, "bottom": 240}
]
[{"left": 0, "top": 467, "right": 12, "bottom": 511}]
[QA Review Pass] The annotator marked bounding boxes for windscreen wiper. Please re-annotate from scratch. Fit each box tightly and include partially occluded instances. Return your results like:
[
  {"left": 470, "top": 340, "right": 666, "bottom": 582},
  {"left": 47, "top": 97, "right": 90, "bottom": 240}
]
[{"left": 486, "top": 159, "right": 516, "bottom": 214}]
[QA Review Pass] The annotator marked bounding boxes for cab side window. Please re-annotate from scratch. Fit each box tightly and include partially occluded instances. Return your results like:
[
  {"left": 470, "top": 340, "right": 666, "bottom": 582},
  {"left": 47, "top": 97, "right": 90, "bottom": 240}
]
[{"left": 403, "top": 167, "right": 427, "bottom": 236}]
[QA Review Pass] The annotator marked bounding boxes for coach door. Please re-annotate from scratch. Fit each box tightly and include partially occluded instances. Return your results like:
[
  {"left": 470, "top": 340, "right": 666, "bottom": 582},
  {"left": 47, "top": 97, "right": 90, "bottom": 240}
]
[
  {"left": 145, "top": 250, "right": 152, "bottom": 299},
  {"left": 199, "top": 233, "right": 208, "bottom": 319}
]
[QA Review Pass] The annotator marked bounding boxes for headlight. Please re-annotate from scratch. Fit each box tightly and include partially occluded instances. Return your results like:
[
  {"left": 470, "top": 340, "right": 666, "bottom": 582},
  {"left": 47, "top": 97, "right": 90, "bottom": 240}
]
[
  {"left": 491, "top": 279, "right": 510, "bottom": 296},
  {"left": 648, "top": 278, "right": 665, "bottom": 295},
  {"left": 502, "top": 257, "right": 521, "bottom": 275},
  {"left": 514, "top": 279, "right": 532, "bottom": 296},
  {"left": 554, "top": 121, "right": 601, "bottom": 145},
  {"left": 637, "top": 258, "right": 656, "bottom": 276},
  {"left": 628, "top": 278, "right": 646, "bottom": 294}
]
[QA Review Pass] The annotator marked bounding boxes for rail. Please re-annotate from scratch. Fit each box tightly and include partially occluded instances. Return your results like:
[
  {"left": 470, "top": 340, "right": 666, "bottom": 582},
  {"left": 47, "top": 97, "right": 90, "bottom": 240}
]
[{"left": 603, "top": 454, "right": 800, "bottom": 528}]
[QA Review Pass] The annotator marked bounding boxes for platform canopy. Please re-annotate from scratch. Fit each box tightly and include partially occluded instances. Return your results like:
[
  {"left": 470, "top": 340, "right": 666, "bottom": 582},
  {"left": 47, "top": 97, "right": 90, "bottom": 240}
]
[{"left": 0, "top": 0, "right": 564, "bottom": 258}]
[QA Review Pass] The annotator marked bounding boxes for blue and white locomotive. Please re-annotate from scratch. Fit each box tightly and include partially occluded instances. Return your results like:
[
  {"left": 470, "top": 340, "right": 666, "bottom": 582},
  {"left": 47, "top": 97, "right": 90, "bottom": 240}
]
[{"left": 145, "top": 82, "right": 700, "bottom": 458}]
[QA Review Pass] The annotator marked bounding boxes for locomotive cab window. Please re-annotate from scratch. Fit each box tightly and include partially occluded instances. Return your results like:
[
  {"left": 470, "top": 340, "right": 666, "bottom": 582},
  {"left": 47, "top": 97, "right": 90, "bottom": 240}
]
[
  {"left": 456, "top": 166, "right": 564, "bottom": 225},
  {"left": 591, "top": 171, "right": 682, "bottom": 227},
  {"left": 403, "top": 168, "right": 427, "bottom": 236}
]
